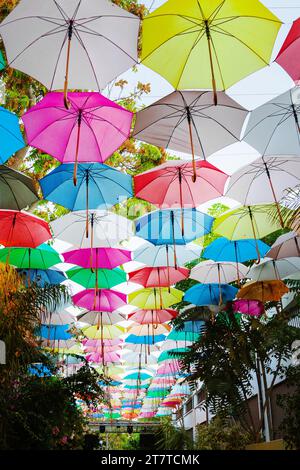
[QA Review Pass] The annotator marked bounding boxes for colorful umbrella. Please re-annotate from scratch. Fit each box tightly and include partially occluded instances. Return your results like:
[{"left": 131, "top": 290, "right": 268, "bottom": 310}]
[
  {"left": 86, "top": 351, "right": 121, "bottom": 364},
  {"left": 78, "top": 310, "right": 125, "bottom": 327},
  {"left": 128, "top": 287, "right": 183, "bottom": 310},
  {"left": 125, "top": 334, "right": 166, "bottom": 345},
  {"left": 0, "top": 244, "right": 61, "bottom": 269},
  {"left": 51, "top": 210, "right": 134, "bottom": 249},
  {"left": 0, "top": 107, "right": 25, "bottom": 164},
  {"left": 128, "top": 309, "right": 177, "bottom": 325},
  {"left": 41, "top": 307, "right": 76, "bottom": 326},
  {"left": 127, "top": 324, "right": 171, "bottom": 337},
  {"left": 40, "top": 324, "right": 72, "bottom": 341},
  {"left": 203, "top": 237, "right": 270, "bottom": 263},
  {"left": 158, "top": 349, "right": 188, "bottom": 363},
  {"left": 0, "top": 210, "right": 51, "bottom": 248},
  {"left": 248, "top": 257, "right": 300, "bottom": 281},
  {"left": 72, "top": 289, "right": 127, "bottom": 311},
  {"left": 237, "top": 280, "right": 289, "bottom": 302},
  {"left": 133, "top": 91, "right": 246, "bottom": 179},
  {"left": 266, "top": 231, "right": 300, "bottom": 259},
  {"left": 17, "top": 268, "right": 66, "bottom": 286},
  {"left": 190, "top": 260, "right": 248, "bottom": 285},
  {"left": 122, "top": 352, "right": 158, "bottom": 366},
  {"left": 184, "top": 283, "right": 238, "bottom": 306},
  {"left": 23, "top": 92, "right": 133, "bottom": 184},
  {"left": 275, "top": 18, "right": 300, "bottom": 84},
  {"left": 63, "top": 246, "right": 132, "bottom": 270},
  {"left": 82, "top": 338, "right": 122, "bottom": 348},
  {"left": 167, "top": 330, "right": 200, "bottom": 343},
  {"left": 0, "top": 165, "right": 38, "bottom": 210},
  {"left": 213, "top": 204, "right": 283, "bottom": 262},
  {"left": 128, "top": 266, "right": 189, "bottom": 288},
  {"left": 225, "top": 156, "right": 300, "bottom": 227},
  {"left": 243, "top": 87, "right": 300, "bottom": 156},
  {"left": 134, "top": 242, "right": 202, "bottom": 267},
  {"left": 40, "top": 163, "right": 133, "bottom": 235},
  {"left": 141, "top": 0, "right": 281, "bottom": 101},
  {"left": 0, "top": 51, "right": 5, "bottom": 70},
  {"left": 66, "top": 267, "right": 126, "bottom": 289},
  {"left": 233, "top": 299, "right": 265, "bottom": 317},
  {"left": 0, "top": 0, "right": 140, "bottom": 105},
  {"left": 82, "top": 324, "right": 125, "bottom": 340}
]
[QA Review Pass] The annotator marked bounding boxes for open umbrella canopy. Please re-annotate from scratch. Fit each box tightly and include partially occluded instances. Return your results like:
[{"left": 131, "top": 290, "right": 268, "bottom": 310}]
[
  {"left": 23, "top": 92, "right": 133, "bottom": 184},
  {"left": 63, "top": 246, "right": 132, "bottom": 269},
  {"left": 158, "top": 349, "right": 188, "bottom": 363},
  {"left": 82, "top": 324, "right": 125, "bottom": 340},
  {"left": 127, "top": 323, "right": 171, "bottom": 337},
  {"left": 0, "top": 0, "right": 140, "bottom": 92},
  {"left": 0, "top": 165, "right": 39, "bottom": 210},
  {"left": 72, "top": 289, "right": 127, "bottom": 311},
  {"left": 40, "top": 163, "right": 133, "bottom": 211},
  {"left": 267, "top": 232, "right": 300, "bottom": 259},
  {"left": 237, "top": 280, "right": 289, "bottom": 302},
  {"left": 125, "top": 334, "right": 166, "bottom": 345},
  {"left": 135, "top": 209, "right": 214, "bottom": 245},
  {"left": 78, "top": 310, "right": 125, "bottom": 326},
  {"left": 167, "top": 330, "right": 200, "bottom": 342},
  {"left": 123, "top": 372, "right": 153, "bottom": 381},
  {"left": 17, "top": 268, "right": 66, "bottom": 286},
  {"left": 122, "top": 352, "right": 158, "bottom": 366},
  {"left": 243, "top": 87, "right": 300, "bottom": 156},
  {"left": 203, "top": 237, "right": 270, "bottom": 263},
  {"left": 0, "top": 107, "right": 25, "bottom": 164},
  {"left": 275, "top": 17, "right": 300, "bottom": 83},
  {"left": 233, "top": 299, "right": 265, "bottom": 317},
  {"left": 86, "top": 351, "right": 121, "bottom": 364},
  {"left": 190, "top": 260, "right": 248, "bottom": 284},
  {"left": 184, "top": 283, "right": 238, "bottom": 306},
  {"left": 134, "top": 159, "right": 229, "bottom": 207},
  {"left": 0, "top": 210, "right": 51, "bottom": 247},
  {"left": 134, "top": 242, "right": 202, "bottom": 267},
  {"left": 0, "top": 244, "right": 61, "bottom": 269},
  {"left": 0, "top": 51, "right": 4, "bottom": 70},
  {"left": 39, "top": 324, "right": 72, "bottom": 341},
  {"left": 41, "top": 307, "right": 76, "bottom": 326},
  {"left": 128, "top": 287, "right": 183, "bottom": 310},
  {"left": 51, "top": 210, "right": 134, "bottom": 248},
  {"left": 66, "top": 267, "right": 126, "bottom": 289},
  {"left": 128, "top": 266, "right": 189, "bottom": 288},
  {"left": 128, "top": 309, "right": 178, "bottom": 325},
  {"left": 141, "top": 0, "right": 281, "bottom": 96},
  {"left": 248, "top": 257, "right": 300, "bottom": 281}
]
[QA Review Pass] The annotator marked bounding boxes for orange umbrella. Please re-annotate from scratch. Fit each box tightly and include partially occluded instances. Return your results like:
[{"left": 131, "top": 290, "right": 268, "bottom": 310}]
[{"left": 237, "top": 280, "right": 289, "bottom": 302}]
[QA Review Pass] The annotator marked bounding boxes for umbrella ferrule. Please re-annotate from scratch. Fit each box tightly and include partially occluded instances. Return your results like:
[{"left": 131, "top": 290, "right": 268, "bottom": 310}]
[
  {"left": 185, "top": 106, "right": 192, "bottom": 123},
  {"left": 204, "top": 20, "right": 211, "bottom": 38},
  {"left": 68, "top": 20, "right": 74, "bottom": 40},
  {"left": 78, "top": 109, "right": 83, "bottom": 125}
]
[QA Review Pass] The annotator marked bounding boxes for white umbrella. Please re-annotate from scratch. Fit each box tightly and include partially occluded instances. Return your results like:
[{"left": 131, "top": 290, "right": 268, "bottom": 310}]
[
  {"left": 77, "top": 310, "right": 126, "bottom": 326},
  {"left": 0, "top": 0, "right": 140, "bottom": 105},
  {"left": 225, "top": 156, "right": 300, "bottom": 227},
  {"left": 244, "top": 87, "right": 300, "bottom": 156},
  {"left": 159, "top": 340, "right": 192, "bottom": 352},
  {"left": 248, "top": 257, "right": 300, "bottom": 281},
  {"left": 51, "top": 210, "right": 134, "bottom": 248},
  {"left": 122, "top": 352, "right": 158, "bottom": 366},
  {"left": 190, "top": 260, "right": 248, "bottom": 285},
  {"left": 267, "top": 231, "right": 300, "bottom": 259},
  {"left": 134, "top": 241, "right": 202, "bottom": 267}
]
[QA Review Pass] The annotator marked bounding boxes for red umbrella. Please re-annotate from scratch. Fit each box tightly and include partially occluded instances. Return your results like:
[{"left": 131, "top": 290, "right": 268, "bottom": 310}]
[
  {"left": 276, "top": 18, "right": 300, "bottom": 84},
  {"left": 0, "top": 210, "right": 51, "bottom": 247},
  {"left": 134, "top": 160, "right": 228, "bottom": 234},
  {"left": 128, "top": 309, "right": 178, "bottom": 324},
  {"left": 128, "top": 266, "right": 189, "bottom": 288}
]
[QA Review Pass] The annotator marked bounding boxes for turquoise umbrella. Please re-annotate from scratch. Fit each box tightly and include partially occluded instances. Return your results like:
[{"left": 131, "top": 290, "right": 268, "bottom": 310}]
[{"left": 0, "top": 107, "right": 25, "bottom": 164}]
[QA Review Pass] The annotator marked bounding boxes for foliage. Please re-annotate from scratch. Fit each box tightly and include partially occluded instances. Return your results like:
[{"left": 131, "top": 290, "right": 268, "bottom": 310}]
[
  {"left": 195, "top": 415, "right": 253, "bottom": 450},
  {"left": 155, "top": 417, "right": 194, "bottom": 450},
  {"left": 277, "top": 364, "right": 300, "bottom": 450}
]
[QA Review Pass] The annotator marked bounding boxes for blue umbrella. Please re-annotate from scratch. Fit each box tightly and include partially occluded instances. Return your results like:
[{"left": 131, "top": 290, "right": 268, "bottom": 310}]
[
  {"left": 184, "top": 283, "right": 238, "bottom": 306},
  {"left": 0, "top": 51, "right": 5, "bottom": 70},
  {"left": 203, "top": 237, "right": 269, "bottom": 263},
  {"left": 175, "top": 320, "right": 205, "bottom": 333},
  {"left": 39, "top": 324, "right": 73, "bottom": 341},
  {"left": 17, "top": 268, "right": 66, "bottom": 286},
  {"left": 28, "top": 364, "right": 52, "bottom": 377},
  {"left": 40, "top": 162, "right": 132, "bottom": 210},
  {"left": 125, "top": 334, "right": 166, "bottom": 345},
  {"left": 0, "top": 106, "right": 25, "bottom": 164}
]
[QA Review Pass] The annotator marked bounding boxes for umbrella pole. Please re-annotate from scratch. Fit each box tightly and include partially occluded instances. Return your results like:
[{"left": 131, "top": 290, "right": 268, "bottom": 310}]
[
  {"left": 157, "top": 268, "right": 163, "bottom": 310},
  {"left": 295, "top": 238, "right": 300, "bottom": 257},
  {"left": 205, "top": 21, "right": 218, "bottom": 106},
  {"left": 178, "top": 169, "right": 185, "bottom": 236},
  {"left": 170, "top": 211, "right": 178, "bottom": 270},
  {"left": 101, "top": 315, "right": 105, "bottom": 367},
  {"left": 264, "top": 161, "right": 284, "bottom": 228},
  {"left": 86, "top": 172, "right": 89, "bottom": 238},
  {"left": 248, "top": 207, "right": 261, "bottom": 264},
  {"left": 217, "top": 264, "right": 223, "bottom": 305},
  {"left": 90, "top": 214, "right": 95, "bottom": 273},
  {"left": 28, "top": 248, "right": 31, "bottom": 287},
  {"left": 73, "top": 110, "right": 83, "bottom": 186},
  {"left": 187, "top": 110, "right": 197, "bottom": 182},
  {"left": 166, "top": 245, "right": 171, "bottom": 293},
  {"left": 234, "top": 242, "right": 241, "bottom": 287},
  {"left": 63, "top": 22, "right": 73, "bottom": 110}
]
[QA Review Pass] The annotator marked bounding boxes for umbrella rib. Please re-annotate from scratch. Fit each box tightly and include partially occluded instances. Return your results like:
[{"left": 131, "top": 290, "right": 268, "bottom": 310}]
[
  {"left": 209, "top": 34, "right": 226, "bottom": 91},
  {"left": 0, "top": 176, "right": 24, "bottom": 210},
  {"left": 53, "top": 0, "right": 70, "bottom": 23},
  {"left": 165, "top": 113, "right": 190, "bottom": 150},
  {"left": 71, "top": 28, "right": 101, "bottom": 91},
  {"left": 49, "top": 30, "right": 69, "bottom": 91},
  {"left": 175, "top": 29, "right": 206, "bottom": 89}
]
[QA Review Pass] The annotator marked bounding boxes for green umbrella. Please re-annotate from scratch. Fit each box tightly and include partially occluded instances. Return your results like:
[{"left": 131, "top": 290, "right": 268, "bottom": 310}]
[
  {"left": 0, "top": 243, "right": 61, "bottom": 269},
  {"left": 167, "top": 330, "right": 200, "bottom": 342},
  {"left": 66, "top": 267, "right": 126, "bottom": 289},
  {"left": 0, "top": 165, "right": 39, "bottom": 210},
  {"left": 0, "top": 51, "right": 5, "bottom": 71},
  {"left": 158, "top": 348, "right": 188, "bottom": 363}
]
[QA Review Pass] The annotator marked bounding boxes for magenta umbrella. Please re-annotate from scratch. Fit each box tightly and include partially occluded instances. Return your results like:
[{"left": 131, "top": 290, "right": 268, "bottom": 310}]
[
  {"left": 63, "top": 247, "right": 132, "bottom": 269},
  {"left": 72, "top": 289, "right": 127, "bottom": 311},
  {"left": 86, "top": 351, "right": 121, "bottom": 364},
  {"left": 233, "top": 299, "right": 265, "bottom": 317},
  {"left": 82, "top": 338, "right": 122, "bottom": 348},
  {"left": 22, "top": 92, "right": 133, "bottom": 185}
]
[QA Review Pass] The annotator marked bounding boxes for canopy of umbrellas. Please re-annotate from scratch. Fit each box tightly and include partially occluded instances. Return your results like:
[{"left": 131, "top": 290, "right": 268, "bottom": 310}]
[{"left": 1, "top": 0, "right": 300, "bottom": 421}]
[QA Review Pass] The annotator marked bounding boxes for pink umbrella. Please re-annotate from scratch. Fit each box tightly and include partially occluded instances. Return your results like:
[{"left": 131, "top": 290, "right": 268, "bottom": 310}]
[
  {"left": 86, "top": 351, "right": 121, "bottom": 364},
  {"left": 128, "top": 266, "right": 189, "bottom": 288},
  {"left": 63, "top": 247, "right": 132, "bottom": 269},
  {"left": 157, "top": 361, "right": 181, "bottom": 375},
  {"left": 128, "top": 309, "right": 178, "bottom": 324},
  {"left": 22, "top": 92, "right": 133, "bottom": 185},
  {"left": 233, "top": 299, "right": 265, "bottom": 317},
  {"left": 82, "top": 338, "right": 123, "bottom": 348},
  {"left": 275, "top": 18, "right": 300, "bottom": 84},
  {"left": 83, "top": 344, "right": 122, "bottom": 353},
  {"left": 72, "top": 289, "right": 127, "bottom": 311},
  {"left": 140, "top": 411, "right": 156, "bottom": 419}
]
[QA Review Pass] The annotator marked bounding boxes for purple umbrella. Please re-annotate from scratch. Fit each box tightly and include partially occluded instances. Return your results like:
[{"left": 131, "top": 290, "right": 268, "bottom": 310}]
[{"left": 22, "top": 92, "right": 133, "bottom": 185}]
